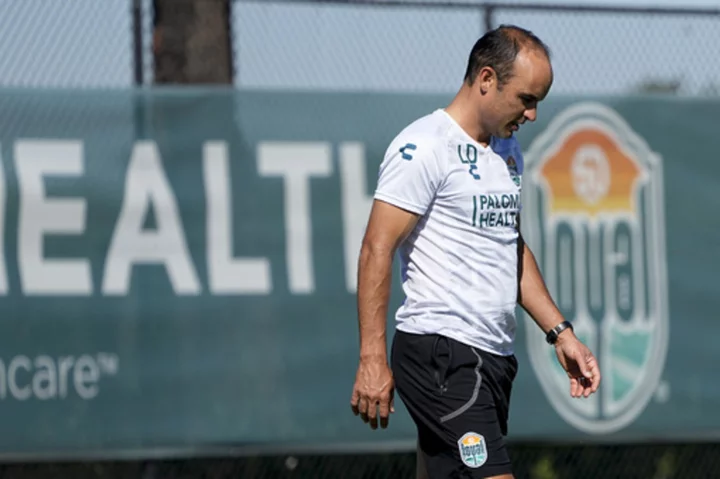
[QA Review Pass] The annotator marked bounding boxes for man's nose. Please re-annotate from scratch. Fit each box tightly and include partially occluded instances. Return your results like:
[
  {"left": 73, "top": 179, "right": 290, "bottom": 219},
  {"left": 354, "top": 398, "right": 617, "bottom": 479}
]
[{"left": 524, "top": 108, "right": 537, "bottom": 122}]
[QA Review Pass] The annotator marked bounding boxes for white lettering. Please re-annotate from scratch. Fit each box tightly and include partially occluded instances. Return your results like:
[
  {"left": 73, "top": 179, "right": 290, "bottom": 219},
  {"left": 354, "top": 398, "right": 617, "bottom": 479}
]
[
  {"left": 204, "top": 142, "right": 271, "bottom": 294},
  {"left": 339, "top": 143, "right": 373, "bottom": 293},
  {"left": 0, "top": 360, "right": 5, "bottom": 398},
  {"left": 258, "top": 142, "right": 331, "bottom": 294},
  {"left": 74, "top": 355, "right": 100, "bottom": 399},
  {"left": 102, "top": 141, "right": 200, "bottom": 295},
  {"left": 8, "top": 356, "right": 31, "bottom": 400},
  {"left": 16, "top": 141, "right": 91, "bottom": 295},
  {"left": 33, "top": 355, "right": 56, "bottom": 400},
  {"left": 0, "top": 354, "right": 116, "bottom": 400},
  {"left": 58, "top": 356, "right": 74, "bottom": 398}
]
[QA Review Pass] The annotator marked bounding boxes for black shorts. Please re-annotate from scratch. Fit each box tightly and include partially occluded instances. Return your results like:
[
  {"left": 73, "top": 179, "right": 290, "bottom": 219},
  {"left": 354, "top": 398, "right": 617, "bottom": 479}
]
[{"left": 391, "top": 330, "right": 519, "bottom": 478}]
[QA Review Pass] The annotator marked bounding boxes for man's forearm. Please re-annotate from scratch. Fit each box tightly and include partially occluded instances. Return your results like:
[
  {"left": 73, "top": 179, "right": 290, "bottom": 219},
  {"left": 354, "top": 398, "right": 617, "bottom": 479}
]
[
  {"left": 356, "top": 243, "right": 394, "bottom": 361},
  {"left": 518, "top": 239, "right": 567, "bottom": 335}
]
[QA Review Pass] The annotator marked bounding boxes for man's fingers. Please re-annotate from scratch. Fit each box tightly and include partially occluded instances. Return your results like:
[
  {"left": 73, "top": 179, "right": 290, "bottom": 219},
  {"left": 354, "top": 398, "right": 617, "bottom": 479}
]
[
  {"left": 569, "top": 377, "right": 579, "bottom": 398},
  {"left": 574, "top": 377, "right": 585, "bottom": 398},
  {"left": 587, "top": 356, "right": 601, "bottom": 392},
  {"left": 357, "top": 396, "right": 368, "bottom": 413},
  {"left": 369, "top": 413, "right": 379, "bottom": 429},
  {"left": 577, "top": 355, "right": 601, "bottom": 397},
  {"left": 378, "top": 398, "right": 390, "bottom": 416},
  {"left": 360, "top": 395, "right": 395, "bottom": 430},
  {"left": 367, "top": 398, "right": 380, "bottom": 430},
  {"left": 367, "top": 399, "right": 378, "bottom": 420},
  {"left": 350, "top": 389, "right": 360, "bottom": 415},
  {"left": 579, "top": 377, "right": 592, "bottom": 397},
  {"left": 580, "top": 354, "right": 594, "bottom": 378},
  {"left": 577, "top": 369, "right": 600, "bottom": 398},
  {"left": 378, "top": 397, "right": 391, "bottom": 429},
  {"left": 357, "top": 397, "right": 370, "bottom": 423}
]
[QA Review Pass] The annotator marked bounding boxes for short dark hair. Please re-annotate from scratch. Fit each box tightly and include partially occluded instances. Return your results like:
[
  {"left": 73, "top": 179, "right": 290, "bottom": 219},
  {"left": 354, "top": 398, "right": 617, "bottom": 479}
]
[{"left": 463, "top": 25, "right": 551, "bottom": 89}]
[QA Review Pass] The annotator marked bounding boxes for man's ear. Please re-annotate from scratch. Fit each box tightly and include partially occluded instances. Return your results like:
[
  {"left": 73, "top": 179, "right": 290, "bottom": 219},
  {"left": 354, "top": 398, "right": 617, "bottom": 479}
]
[{"left": 477, "top": 66, "right": 496, "bottom": 95}]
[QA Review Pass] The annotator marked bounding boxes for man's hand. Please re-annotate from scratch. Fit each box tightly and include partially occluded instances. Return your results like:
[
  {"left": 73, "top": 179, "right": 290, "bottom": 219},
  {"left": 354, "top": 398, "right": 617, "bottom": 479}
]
[
  {"left": 350, "top": 357, "right": 395, "bottom": 429},
  {"left": 554, "top": 331, "right": 601, "bottom": 398}
]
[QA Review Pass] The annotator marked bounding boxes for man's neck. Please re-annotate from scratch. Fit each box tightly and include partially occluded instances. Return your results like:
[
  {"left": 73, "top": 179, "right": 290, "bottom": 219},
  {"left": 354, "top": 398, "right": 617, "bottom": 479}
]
[{"left": 444, "top": 88, "right": 492, "bottom": 146}]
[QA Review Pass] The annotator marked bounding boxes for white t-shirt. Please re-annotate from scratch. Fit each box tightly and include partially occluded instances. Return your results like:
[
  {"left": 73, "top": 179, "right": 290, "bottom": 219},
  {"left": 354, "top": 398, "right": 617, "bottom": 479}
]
[{"left": 374, "top": 109, "right": 524, "bottom": 356}]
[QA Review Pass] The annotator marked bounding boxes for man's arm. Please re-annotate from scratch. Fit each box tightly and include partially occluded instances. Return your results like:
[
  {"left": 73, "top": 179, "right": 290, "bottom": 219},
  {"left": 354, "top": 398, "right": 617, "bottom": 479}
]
[
  {"left": 517, "top": 227, "right": 601, "bottom": 398},
  {"left": 516, "top": 233, "right": 568, "bottom": 338},
  {"left": 357, "top": 200, "right": 419, "bottom": 361},
  {"left": 351, "top": 199, "right": 420, "bottom": 428}
]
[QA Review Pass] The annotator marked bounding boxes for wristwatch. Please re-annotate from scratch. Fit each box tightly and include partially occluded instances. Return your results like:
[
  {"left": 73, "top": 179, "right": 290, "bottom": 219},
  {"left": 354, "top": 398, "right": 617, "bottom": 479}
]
[{"left": 545, "top": 320, "right": 573, "bottom": 345}]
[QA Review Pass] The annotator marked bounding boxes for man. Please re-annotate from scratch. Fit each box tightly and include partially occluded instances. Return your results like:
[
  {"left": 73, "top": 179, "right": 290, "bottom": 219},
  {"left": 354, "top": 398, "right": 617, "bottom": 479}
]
[{"left": 350, "top": 25, "right": 601, "bottom": 479}]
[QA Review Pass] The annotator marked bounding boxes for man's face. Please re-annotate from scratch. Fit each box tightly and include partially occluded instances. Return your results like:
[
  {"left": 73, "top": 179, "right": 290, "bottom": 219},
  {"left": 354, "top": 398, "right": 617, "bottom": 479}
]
[{"left": 480, "top": 49, "right": 553, "bottom": 139}]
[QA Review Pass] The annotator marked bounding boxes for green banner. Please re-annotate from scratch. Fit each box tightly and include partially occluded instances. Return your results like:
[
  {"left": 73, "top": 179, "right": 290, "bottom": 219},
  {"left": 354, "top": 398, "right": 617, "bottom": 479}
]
[{"left": 0, "top": 89, "right": 717, "bottom": 459}]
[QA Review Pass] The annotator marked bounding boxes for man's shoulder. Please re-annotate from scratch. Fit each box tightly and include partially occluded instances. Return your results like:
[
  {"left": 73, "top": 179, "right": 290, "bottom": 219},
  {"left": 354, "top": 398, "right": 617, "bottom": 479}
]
[{"left": 388, "top": 110, "right": 451, "bottom": 158}]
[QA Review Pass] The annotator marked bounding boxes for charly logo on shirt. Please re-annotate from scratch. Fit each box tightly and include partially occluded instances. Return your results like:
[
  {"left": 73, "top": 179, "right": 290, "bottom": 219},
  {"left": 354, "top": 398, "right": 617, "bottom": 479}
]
[
  {"left": 520, "top": 102, "right": 669, "bottom": 435},
  {"left": 399, "top": 143, "right": 417, "bottom": 160}
]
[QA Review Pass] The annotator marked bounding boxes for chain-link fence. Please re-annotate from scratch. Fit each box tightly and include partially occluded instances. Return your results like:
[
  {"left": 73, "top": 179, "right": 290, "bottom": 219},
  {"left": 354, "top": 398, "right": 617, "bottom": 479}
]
[
  {"left": 2, "top": 0, "right": 718, "bottom": 95},
  {"left": 488, "top": 4, "right": 720, "bottom": 96},
  {"left": 232, "top": 0, "right": 720, "bottom": 96},
  {"left": 0, "top": 0, "right": 154, "bottom": 88}
]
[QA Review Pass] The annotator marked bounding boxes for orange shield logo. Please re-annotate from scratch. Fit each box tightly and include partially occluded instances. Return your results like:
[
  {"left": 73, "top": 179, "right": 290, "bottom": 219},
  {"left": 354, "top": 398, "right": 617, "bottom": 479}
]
[{"left": 521, "top": 102, "right": 669, "bottom": 435}]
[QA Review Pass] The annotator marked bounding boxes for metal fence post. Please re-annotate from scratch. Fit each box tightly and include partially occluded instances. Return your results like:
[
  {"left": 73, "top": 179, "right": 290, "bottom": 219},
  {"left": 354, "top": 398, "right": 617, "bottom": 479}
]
[
  {"left": 484, "top": 3, "right": 494, "bottom": 32},
  {"left": 133, "top": 0, "right": 144, "bottom": 86}
]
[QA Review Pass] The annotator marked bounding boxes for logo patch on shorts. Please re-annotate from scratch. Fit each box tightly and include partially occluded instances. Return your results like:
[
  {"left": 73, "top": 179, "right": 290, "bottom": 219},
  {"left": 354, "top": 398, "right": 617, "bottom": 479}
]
[{"left": 457, "top": 432, "right": 487, "bottom": 468}]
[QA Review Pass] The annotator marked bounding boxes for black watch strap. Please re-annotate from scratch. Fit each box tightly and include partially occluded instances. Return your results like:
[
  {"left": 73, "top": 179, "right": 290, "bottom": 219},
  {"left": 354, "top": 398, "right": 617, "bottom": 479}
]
[{"left": 546, "top": 321, "right": 573, "bottom": 345}]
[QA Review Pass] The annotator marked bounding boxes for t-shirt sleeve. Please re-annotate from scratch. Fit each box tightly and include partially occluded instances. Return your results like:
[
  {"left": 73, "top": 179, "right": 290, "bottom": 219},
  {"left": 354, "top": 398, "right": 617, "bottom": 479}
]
[{"left": 373, "top": 138, "right": 445, "bottom": 215}]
